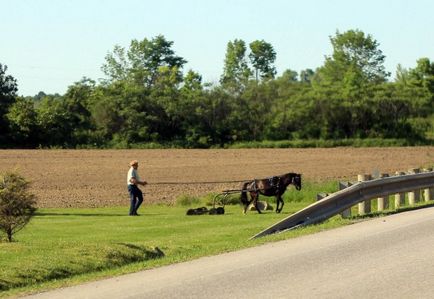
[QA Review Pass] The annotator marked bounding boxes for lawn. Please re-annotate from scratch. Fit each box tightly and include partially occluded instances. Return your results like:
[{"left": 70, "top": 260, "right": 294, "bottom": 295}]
[{"left": 2, "top": 180, "right": 429, "bottom": 297}]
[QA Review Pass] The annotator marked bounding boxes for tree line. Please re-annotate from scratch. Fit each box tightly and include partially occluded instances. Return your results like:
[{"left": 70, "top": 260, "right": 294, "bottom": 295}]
[{"left": 1, "top": 29, "right": 433, "bottom": 148}]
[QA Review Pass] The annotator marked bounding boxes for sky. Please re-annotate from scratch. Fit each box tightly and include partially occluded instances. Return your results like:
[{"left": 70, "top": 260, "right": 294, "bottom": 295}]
[{"left": 2, "top": 0, "right": 433, "bottom": 96}]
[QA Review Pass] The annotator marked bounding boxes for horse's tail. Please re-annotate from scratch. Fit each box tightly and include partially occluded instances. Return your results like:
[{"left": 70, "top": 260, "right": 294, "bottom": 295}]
[{"left": 240, "top": 182, "right": 250, "bottom": 206}]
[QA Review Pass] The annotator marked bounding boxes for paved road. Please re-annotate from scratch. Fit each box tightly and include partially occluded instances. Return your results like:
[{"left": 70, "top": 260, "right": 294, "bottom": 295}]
[{"left": 25, "top": 207, "right": 434, "bottom": 299}]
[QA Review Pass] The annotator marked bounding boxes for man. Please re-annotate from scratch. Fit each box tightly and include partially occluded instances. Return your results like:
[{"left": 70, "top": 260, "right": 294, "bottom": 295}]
[{"left": 127, "top": 160, "right": 147, "bottom": 216}]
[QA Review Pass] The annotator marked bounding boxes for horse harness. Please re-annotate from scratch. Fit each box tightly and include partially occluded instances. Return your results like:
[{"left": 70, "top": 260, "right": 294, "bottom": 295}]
[
  {"left": 268, "top": 176, "right": 281, "bottom": 194},
  {"left": 251, "top": 176, "right": 281, "bottom": 194}
]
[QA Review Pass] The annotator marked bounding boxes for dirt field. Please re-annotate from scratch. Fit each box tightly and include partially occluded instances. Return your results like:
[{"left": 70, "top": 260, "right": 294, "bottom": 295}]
[{"left": 0, "top": 147, "right": 433, "bottom": 208}]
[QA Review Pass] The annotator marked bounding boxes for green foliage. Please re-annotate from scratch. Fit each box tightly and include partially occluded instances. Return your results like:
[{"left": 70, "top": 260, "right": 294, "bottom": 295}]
[
  {"left": 227, "top": 138, "right": 430, "bottom": 149},
  {"left": 0, "top": 171, "right": 37, "bottom": 242},
  {"left": 36, "top": 95, "right": 73, "bottom": 147},
  {"left": 220, "top": 39, "right": 251, "bottom": 92},
  {"left": 315, "top": 29, "right": 389, "bottom": 88},
  {"left": 6, "top": 97, "right": 38, "bottom": 146},
  {"left": 102, "top": 35, "right": 186, "bottom": 87},
  {"left": 175, "top": 194, "right": 201, "bottom": 206},
  {"left": 3, "top": 32, "right": 434, "bottom": 149},
  {"left": 299, "top": 69, "right": 315, "bottom": 83},
  {"left": 282, "top": 180, "right": 338, "bottom": 203},
  {"left": 203, "top": 192, "right": 241, "bottom": 206},
  {"left": 0, "top": 63, "right": 18, "bottom": 146},
  {"left": 408, "top": 58, "right": 434, "bottom": 93},
  {"left": 249, "top": 40, "right": 277, "bottom": 81}
]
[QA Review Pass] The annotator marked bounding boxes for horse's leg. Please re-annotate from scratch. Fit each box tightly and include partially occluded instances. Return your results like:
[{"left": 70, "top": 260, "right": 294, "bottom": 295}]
[
  {"left": 243, "top": 192, "right": 254, "bottom": 214},
  {"left": 240, "top": 183, "right": 250, "bottom": 214},
  {"left": 276, "top": 197, "right": 280, "bottom": 213},
  {"left": 276, "top": 195, "right": 283, "bottom": 213},
  {"left": 253, "top": 193, "right": 262, "bottom": 214}
]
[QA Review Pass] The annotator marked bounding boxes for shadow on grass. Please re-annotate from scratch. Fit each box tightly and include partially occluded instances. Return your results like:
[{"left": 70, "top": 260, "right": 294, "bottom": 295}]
[
  {"left": 35, "top": 212, "right": 126, "bottom": 217},
  {"left": 108, "top": 243, "right": 165, "bottom": 266},
  {"left": 0, "top": 279, "right": 12, "bottom": 291},
  {"left": 35, "top": 212, "right": 168, "bottom": 217},
  {"left": 2, "top": 243, "right": 165, "bottom": 292}
]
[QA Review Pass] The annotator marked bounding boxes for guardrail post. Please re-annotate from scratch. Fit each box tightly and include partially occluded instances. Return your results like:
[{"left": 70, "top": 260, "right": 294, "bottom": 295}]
[
  {"left": 377, "top": 173, "right": 390, "bottom": 211},
  {"left": 338, "top": 181, "right": 352, "bottom": 218},
  {"left": 357, "top": 174, "right": 372, "bottom": 215},
  {"left": 423, "top": 168, "right": 433, "bottom": 201},
  {"left": 394, "top": 171, "right": 406, "bottom": 209},
  {"left": 408, "top": 168, "right": 421, "bottom": 205},
  {"left": 316, "top": 193, "right": 329, "bottom": 201}
]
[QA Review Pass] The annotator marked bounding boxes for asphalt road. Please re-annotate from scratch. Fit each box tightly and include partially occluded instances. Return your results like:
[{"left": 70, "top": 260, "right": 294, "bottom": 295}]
[{"left": 24, "top": 207, "right": 434, "bottom": 299}]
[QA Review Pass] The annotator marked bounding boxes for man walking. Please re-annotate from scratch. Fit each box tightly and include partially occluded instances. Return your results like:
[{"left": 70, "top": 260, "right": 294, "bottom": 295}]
[{"left": 127, "top": 160, "right": 147, "bottom": 216}]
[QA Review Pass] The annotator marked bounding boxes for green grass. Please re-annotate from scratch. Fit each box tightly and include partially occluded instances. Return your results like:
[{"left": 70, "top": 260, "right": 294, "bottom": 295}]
[
  {"left": 72, "top": 136, "right": 434, "bottom": 149},
  {"left": 227, "top": 138, "right": 433, "bottom": 148},
  {"left": 1, "top": 180, "right": 432, "bottom": 297},
  {"left": 0, "top": 206, "right": 347, "bottom": 297}
]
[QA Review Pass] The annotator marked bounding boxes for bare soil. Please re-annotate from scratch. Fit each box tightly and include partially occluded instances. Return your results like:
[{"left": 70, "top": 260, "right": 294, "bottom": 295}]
[{"left": 0, "top": 147, "right": 432, "bottom": 208}]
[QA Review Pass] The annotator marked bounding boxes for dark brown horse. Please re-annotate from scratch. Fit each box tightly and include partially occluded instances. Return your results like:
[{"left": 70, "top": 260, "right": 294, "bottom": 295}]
[{"left": 240, "top": 173, "right": 302, "bottom": 214}]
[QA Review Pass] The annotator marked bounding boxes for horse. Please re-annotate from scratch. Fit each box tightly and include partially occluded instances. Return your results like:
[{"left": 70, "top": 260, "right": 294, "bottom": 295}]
[{"left": 240, "top": 173, "right": 302, "bottom": 214}]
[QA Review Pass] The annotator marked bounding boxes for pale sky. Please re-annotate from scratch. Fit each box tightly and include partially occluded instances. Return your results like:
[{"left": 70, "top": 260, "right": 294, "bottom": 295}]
[{"left": 2, "top": 0, "right": 433, "bottom": 96}]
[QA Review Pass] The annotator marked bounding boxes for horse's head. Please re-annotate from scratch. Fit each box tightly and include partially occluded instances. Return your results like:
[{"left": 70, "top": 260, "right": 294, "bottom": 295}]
[
  {"left": 281, "top": 173, "right": 302, "bottom": 190},
  {"left": 292, "top": 173, "right": 302, "bottom": 191}
]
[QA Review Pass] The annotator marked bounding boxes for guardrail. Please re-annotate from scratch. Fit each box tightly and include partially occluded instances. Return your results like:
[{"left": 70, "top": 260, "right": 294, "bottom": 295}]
[{"left": 251, "top": 170, "right": 434, "bottom": 239}]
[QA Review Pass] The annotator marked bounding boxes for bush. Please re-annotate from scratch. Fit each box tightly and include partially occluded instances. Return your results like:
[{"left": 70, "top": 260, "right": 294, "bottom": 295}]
[
  {"left": 204, "top": 192, "right": 241, "bottom": 206},
  {"left": 175, "top": 194, "right": 201, "bottom": 206},
  {"left": 0, "top": 171, "right": 37, "bottom": 242}
]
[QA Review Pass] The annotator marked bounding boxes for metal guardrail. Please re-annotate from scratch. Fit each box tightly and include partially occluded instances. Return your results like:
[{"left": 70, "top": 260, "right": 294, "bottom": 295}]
[{"left": 251, "top": 171, "right": 434, "bottom": 239}]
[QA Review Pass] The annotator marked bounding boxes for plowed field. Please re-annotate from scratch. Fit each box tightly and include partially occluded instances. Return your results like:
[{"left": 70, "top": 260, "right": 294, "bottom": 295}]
[{"left": 0, "top": 147, "right": 433, "bottom": 208}]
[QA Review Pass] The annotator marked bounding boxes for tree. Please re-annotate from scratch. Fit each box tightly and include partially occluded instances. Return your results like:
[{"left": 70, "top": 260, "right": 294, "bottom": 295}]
[
  {"left": 239, "top": 81, "right": 277, "bottom": 140},
  {"left": 102, "top": 35, "right": 187, "bottom": 87},
  {"left": 63, "top": 78, "right": 96, "bottom": 145},
  {"left": 407, "top": 58, "right": 434, "bottom": 119},
  {"left": 0, "top": 63, "right": 18, "bottom": 145},
  {"left": 280, "top": 69, "right": 298, "bottom": 82},
  {"left": 395, "top": 64, "right": 410, "bottom": 85},
  {"left": 249, "top": 40, "right": 277, "bottom": 81},
  {"left": 0, "top": 171, "right": 37, "bottom": 242},
  {"left": 299, "top": 69, "right": 315, "bottom": 84},
  {"left": 408, "top": 58, "right": 434, "bottom": 93},
  {"left": 310, "top": 30, "right": 391, "bottom": 138},
  {"left": 89, "top": 84, "right": 127, "bottom": 142},
  {"left": 220, "top": 39, "right": 251, "bottom": 92},
  {"left": 149, "top": 65, "right": 184, "bottom": 140},
  {"left": 6, "top": 97, "right": 38, "bottom": 146},
  {"left": 315, "top": 29, "right": 389, "bottom": 90},
  {"left": 36, "top": 95, "right": 75, "bottom": 146},
  {"left": 179, "top": 70, "right": 206, "bottom": 146},
  {"left": 199, "top": 87, "right": 235, "bottom": 146},
  {"left": 396, "top": 58, "right": 434, "bottom": 117},
  {"left": 182, "top": 70, "right": 203, "bottom": 92},
  {"left": 369, "top": 82, "right": 431, "bottom": 139},
  {"left": 101, "top": 45, "right": 129, "bottom": 82}
]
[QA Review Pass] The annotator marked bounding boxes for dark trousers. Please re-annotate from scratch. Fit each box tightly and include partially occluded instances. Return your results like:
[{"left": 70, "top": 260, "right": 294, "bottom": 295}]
[{"left": 128, "top": 184, "right": 143, "bottom": 215}]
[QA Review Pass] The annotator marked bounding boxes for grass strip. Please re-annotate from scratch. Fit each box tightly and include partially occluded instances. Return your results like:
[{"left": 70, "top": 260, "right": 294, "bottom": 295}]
[{"left": 0, "top": 180, "right": 432, "bottom": 297}]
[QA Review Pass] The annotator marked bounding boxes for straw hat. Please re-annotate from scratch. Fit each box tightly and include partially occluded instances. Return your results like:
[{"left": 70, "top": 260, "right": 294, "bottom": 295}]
[{"left": 129, "top": 160, "right": 139, "bottom": 166}]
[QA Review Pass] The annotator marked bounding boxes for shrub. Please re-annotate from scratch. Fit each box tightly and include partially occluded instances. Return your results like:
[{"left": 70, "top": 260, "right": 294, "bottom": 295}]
[
  {"left": 0, "top": 171, "right": 37, "bottom": 242},
  {"left": 204, "top": 192, "right": 241, "bottom": 206},
  {"left": 175, "top": 194, "right": 201, "bottom": 206}
]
